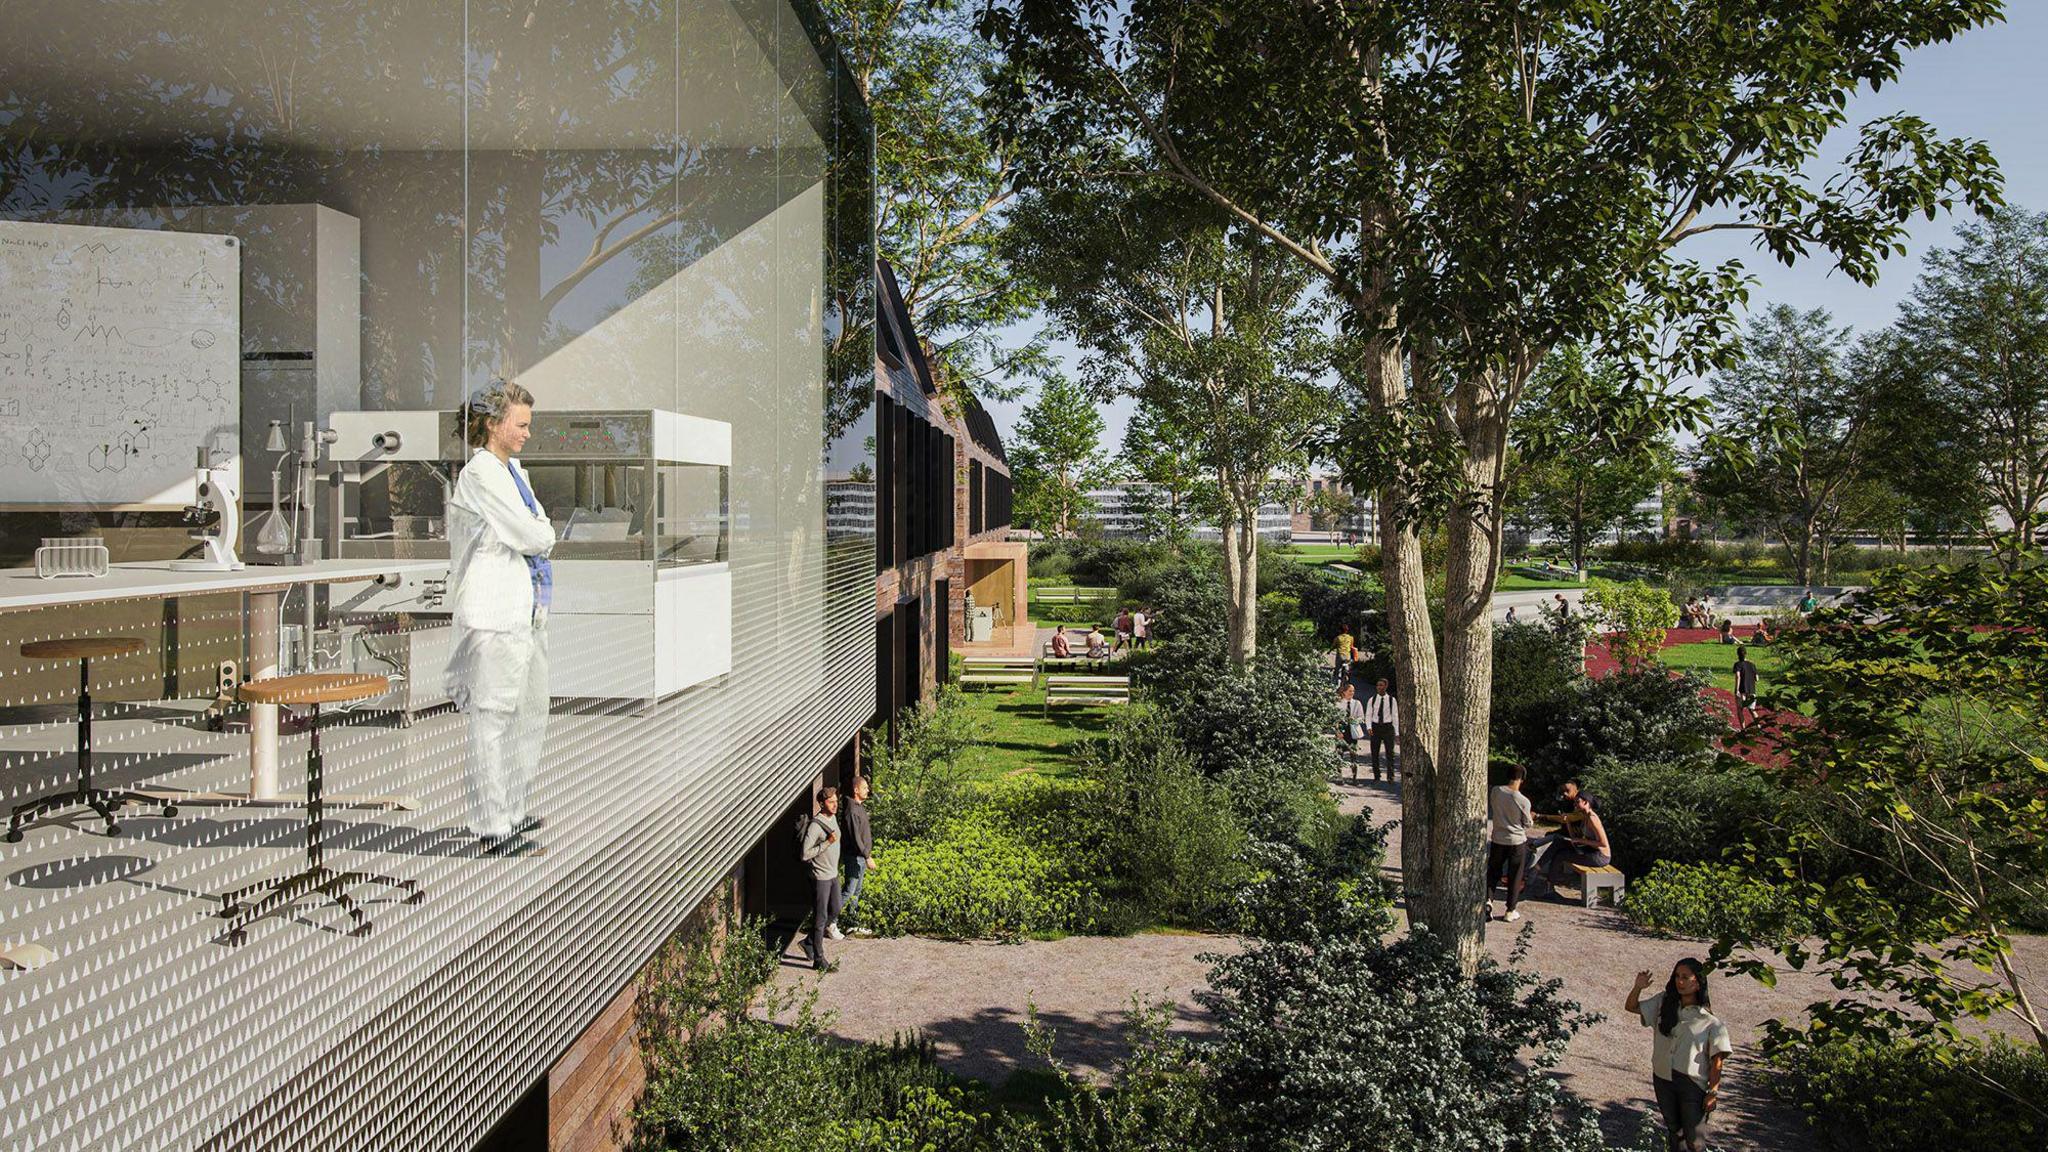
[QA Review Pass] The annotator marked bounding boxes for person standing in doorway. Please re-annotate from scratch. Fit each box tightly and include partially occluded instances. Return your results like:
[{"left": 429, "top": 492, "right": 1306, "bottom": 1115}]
[
  {"left": 446, "top": 379, "right": 554, "bottom": 858},
  {"left": 1364, "top": 677, "right": 1399, "bottom": 782},
  {"left": 1335, "top": 683, "right": 1366, "bottom": 782},
  {"left": 1487, "top": 764, "right": 1535, "bottom": 921},
  {"left": 1732, "top": 646, "right": 1759, "bottom": 732},
  {"left": 836, "top": 775, "right": 873, "bottom": 937},
  {"left": 1627, "top": 958, "right": 1732, "bottom": 1152},
  {"left": 799, "top": 787, "right": 843, "bottom": 972}
]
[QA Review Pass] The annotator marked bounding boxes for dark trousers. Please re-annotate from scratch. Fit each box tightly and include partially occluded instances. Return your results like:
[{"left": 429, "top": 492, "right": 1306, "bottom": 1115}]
[
  {"left": 1545, "top": 843, "right": 1611, "bottom": 888},
  {"left": 1368, "top": 723, "right": 1397, "bottom": 779},
  {"left": 1486, "top": 841, "right": 1529, "bottom": 912},
  {"left": 805, "top": 875, "right": 841, "bottom": 968},
  {"left": 1653, "top": 1074, "right": 1711, "bottom": 1152}
]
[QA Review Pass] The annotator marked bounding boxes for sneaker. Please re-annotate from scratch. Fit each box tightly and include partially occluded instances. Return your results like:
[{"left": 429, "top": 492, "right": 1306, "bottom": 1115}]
[
  {"left": 1505, "top": 910, "right": 1522, "bottom": 922},
  {"left": 826, "top": 923, "right": 845, "bottom": 941}
]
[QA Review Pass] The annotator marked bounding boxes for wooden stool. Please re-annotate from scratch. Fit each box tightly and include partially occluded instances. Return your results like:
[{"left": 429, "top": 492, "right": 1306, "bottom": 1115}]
[
  {"left": 219, "top": 673, "right": 418, "bottom": 945},
  {"left": 8, "top": 637, "right": 177, "bottom": 842}
]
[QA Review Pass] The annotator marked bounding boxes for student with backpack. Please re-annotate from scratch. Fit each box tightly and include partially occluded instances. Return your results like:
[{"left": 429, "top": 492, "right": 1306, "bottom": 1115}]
[{"left": 797, "top": 787, "right": 843, "bottom": 972}]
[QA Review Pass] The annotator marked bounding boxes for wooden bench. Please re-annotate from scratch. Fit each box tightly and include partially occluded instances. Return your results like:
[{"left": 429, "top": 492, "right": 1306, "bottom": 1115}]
[
  {"left": 1571, "top": 862, "right": 1626, "bottom": 908},
  {"left": 1043, "top": 673, "right": 1131, "bottom": 715}
]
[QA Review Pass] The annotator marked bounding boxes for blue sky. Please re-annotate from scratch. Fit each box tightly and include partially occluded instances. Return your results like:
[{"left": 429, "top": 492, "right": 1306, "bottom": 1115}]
[{"left": 981, "top": 5, "right": 2048, "bottom": 452}]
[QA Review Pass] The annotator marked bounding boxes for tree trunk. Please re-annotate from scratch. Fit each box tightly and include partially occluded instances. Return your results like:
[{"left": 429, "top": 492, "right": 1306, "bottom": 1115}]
[
  {"left": 1220, "top": 485, "right": 1259, "bottom": 668},
  {"left": 1361, "top": 338, "right": 1442, "bottom": 920},
  {"left": 1795, "top": 526, "right": 1815, "bottom": 586},
  {"left": 1427, "top": 388, "right": 1506, "bottom": 974}
]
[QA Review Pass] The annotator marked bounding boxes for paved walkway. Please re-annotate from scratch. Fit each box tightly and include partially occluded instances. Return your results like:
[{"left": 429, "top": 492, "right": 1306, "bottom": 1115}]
[{"left": 779, "top": 770, "right": 2041, "bottom": 1150}]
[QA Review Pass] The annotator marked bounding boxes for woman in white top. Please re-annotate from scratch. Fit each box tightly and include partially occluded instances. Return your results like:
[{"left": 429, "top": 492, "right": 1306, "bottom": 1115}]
[
  {"left": 445, "top": 380, "right": 556, "bottom": 856},
  {"left": 1334, "top": 684, "right": 1366, "bottom": 781},
  {"left": 1627, "top": 957, "right": 1732, "bottom": 1152}
]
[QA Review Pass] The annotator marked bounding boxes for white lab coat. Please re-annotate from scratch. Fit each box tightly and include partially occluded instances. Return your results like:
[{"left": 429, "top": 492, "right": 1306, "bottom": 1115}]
[{"left": 445, "top": 448, "right": 555, "bottom": 838}]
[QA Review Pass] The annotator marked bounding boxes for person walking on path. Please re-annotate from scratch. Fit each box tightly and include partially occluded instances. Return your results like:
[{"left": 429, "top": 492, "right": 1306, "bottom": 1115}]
[
  {"left": 1542, "top": 791, "right": 1611, "bottom": 893},
  {"left": 1335, "top": 684, "right": 1366, "bottom": 781},
  {"left": 1334, "top": 626, "right": 1356, "bottom": 685},
  {"left": 1732, "top": 647, "right": 1760, "bottom": 732},
  {"left": 1132, "top": 608, "right": 1151, "bottom": 650},
  {"left": 1113, "top": 608, "right": 1134, "bottom": 653},
  {"left": 837, "top": 775, "right": 873, "bottom": 937},
  {"left": 1364, "top": 678, "right": 1399, "bottom": 782},
  {"left": 1627, "top": 958, "right": 1732, "bottom": 1152},
  {"left": 1486, "top": 764, "right": 1535, "bottom": 922},
  {"left": 799, "top": 788, "right": 843, "bottom": 972}
]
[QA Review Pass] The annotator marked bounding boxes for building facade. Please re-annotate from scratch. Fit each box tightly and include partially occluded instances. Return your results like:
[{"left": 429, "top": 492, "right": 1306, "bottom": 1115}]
[
  {"left": 870, "top": 260, "right": 1019, "bottom": 721},
  {"left": 0, "top": 2, "right": 876, "bottom": 1149},
  {"left": 1082, "top": 482, "right": 1293, "bottom": 543}
]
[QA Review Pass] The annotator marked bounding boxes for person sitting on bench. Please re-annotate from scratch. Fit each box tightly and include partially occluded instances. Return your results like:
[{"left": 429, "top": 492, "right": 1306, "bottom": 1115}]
[
  {"left": 1542, "top": 791, "right": 1612, "bottom": 895},
  {"left": 1050, "top": 625, "right": 1072, "bottom": 658},
  {"left": 1084, "top": 626, "right": 1110, "bottom": 661}
]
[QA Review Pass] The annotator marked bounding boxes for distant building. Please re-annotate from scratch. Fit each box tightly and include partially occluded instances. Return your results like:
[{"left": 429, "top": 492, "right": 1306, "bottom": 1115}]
[{"left": 1083, "top": 481, "right": 1293, "bottom": 542}]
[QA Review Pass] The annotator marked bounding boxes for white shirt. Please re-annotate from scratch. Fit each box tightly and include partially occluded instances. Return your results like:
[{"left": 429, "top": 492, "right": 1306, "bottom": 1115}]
[
  {"left": 1364, "top": 692, "right": 1398, "bottom": 732},
  {"left": 1637, "top": 992, "right": 1733, "bottom": 1089},
  {"left": 1336, "top": 697, "right": 1365, "bottom": 728}
]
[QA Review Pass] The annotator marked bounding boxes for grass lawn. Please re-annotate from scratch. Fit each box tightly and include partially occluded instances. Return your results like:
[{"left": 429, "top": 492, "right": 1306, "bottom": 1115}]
[
  {"left": 1498, "top": 567, "right": 1586, "bottom": 591},
  {"left": 1655, "top": 639, "right": 1785, "bottom": 695},
  {"left": 952, "top": 678, "right": 1117, "bottom": 783}
]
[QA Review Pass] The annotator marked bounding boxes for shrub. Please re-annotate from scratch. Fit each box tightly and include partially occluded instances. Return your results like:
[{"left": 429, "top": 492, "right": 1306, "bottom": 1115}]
[
  {"left": 632, "top": 916, "right": 991, "bottom": 1152},
  {"left": 1491, "top": 620, "right": 1587, "bottom": 760},
  {"left": 1772, "top": 1033, "right": 2048, "bottom": 1151},
  {"left": 1582, "top": 579, "right": 1678, "bottom": 669},
  {"left": 1147, "top": 649, "right": 1338, "bottom": 845},
  {"left": 1620, "top": 861, "right": 1810, "bottom": 943},
  {"left": 1199, "top": 848, "right": 1632, "bottom": 1152},
  {"left": 1579, "top": 756, "right": 1779, "bottom": 878},
  {"left": 1524, "top": 667, "right": 1724, "bottom": 800},
  {"left": 1082, "top": 707, "right": 1249, "bottom": 928},
  {"left": 857, "top": 806, "right": 1100, "bottom": 939},
  {"left": 868, "top": 685, "right": 987, "bottom": 843}
]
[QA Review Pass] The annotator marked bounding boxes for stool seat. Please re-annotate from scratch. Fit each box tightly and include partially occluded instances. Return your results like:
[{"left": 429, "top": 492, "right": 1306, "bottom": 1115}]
[
  {"left": 239, "top": 673, "right": 389, "bottom": 707},
  {"left": 21, "top": 637, "right": 146, "bottom": 660}
]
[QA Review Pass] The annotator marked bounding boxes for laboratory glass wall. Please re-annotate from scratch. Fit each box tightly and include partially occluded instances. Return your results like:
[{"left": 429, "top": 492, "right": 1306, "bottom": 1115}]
[{"left": 0, "top": 0, "right": 875, "bottom": 1148}]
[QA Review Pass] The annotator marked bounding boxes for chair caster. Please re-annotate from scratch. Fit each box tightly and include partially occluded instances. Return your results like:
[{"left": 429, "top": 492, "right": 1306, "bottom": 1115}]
[
  {"left": 103, "top": 822, "right": 121, "bottom": 837},
  {"left": 161, "top": 804, "right": 179, "bottom": 819},
  {"left": 5, "top": 828, "right": 20, "bottom": 844}
]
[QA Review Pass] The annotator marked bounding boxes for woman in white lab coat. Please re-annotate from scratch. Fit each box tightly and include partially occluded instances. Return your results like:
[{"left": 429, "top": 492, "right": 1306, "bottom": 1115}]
[{"left": 445, "top": 380, "right": 554, "bottom": 856}]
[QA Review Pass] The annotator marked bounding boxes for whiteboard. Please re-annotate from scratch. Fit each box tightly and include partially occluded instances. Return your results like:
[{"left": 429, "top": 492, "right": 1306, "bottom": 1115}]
[{"left": 0, "top": 220, "right": 240, "bottom": 507}]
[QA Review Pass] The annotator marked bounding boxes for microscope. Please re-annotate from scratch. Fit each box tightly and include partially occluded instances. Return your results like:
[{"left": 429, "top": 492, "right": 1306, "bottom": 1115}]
[{"left": 171, "top": 447, "right": 245, "bottom": 571}]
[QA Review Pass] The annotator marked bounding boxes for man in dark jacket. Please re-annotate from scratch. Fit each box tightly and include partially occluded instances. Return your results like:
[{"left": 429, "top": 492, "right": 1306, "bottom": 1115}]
[{"left": 837, "top": 775, "right": 874, "bottom": 936}]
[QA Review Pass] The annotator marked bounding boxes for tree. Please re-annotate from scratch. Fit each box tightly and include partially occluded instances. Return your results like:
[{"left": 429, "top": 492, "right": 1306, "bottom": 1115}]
[
  {"left": 819, "top": 0, "right": 1043, "bottom": 401},
  {"left": 1894, "top": 205, "right": 2048, "bottom": 565},
  {"left": 1010, "top": 374, "right": 1108, "bottom": 536},
  {"left": 1118, "top": 406, "right": 1214, "bottom": 546},
  {"left": 1306, "top": 487, "right": 1361, "bottom": 534},
  {"left": 1722, "top": 549, "right": 2048, "bottom": 1098},
  {"left": 1510, "top": 347, "right": 1689, "bottom": 571},
  {"left": 1693, "top": 305, "right": 1886, "bottom": 584},
  {"left": 1009, "top": 177, "right": 1331, "bottom": 666},
  {"left": 984, "top": 0, "right": 2003, "bottom": 970}
]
